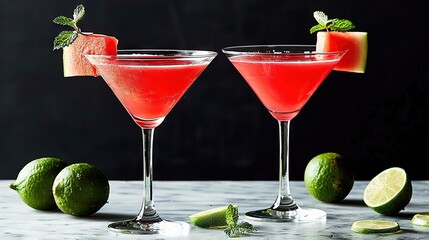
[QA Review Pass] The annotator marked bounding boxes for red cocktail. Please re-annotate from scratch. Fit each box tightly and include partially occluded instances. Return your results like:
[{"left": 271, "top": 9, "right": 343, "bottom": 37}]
[
  {"left": 223, "top": 45, "right": 346, "bottom": 222},
  {"left": 86, "top": 50, "right": 217, "bottom": 234}
]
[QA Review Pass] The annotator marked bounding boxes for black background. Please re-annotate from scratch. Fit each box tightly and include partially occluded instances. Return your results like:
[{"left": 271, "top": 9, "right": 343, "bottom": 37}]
[{"left": 1, "top": 0, "right": 427, "bottom": 181}]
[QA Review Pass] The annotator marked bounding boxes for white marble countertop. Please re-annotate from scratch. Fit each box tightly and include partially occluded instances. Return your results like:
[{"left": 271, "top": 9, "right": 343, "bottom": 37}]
[{"left": 1, "top": 180, "right": 429, "bottom": 239}]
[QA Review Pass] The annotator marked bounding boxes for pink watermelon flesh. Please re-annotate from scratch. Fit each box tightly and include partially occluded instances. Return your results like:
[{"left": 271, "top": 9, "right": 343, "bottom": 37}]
[
  {"left": 316, "top": 31, "right": 367, "bottom": 73},
  {"left": 63, "top": 33, "right": 118, "bottom": 77}
]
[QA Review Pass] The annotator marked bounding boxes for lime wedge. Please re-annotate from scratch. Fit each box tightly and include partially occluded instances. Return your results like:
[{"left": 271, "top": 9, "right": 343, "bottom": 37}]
[
  {"left": 411, "top": 213, "right": 429, "bottom": 227},
  {"left": 189, "top": 205, "right": 234, "bottom": 228},
  {"left": 363, "top": 167, "right": 412, "bottom": 215},
  {"left": 351, "top": 220, "right": 400, "bottom": 234}
]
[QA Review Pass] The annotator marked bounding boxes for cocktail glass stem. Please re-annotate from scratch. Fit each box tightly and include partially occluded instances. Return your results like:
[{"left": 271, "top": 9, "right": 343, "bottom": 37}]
[
  {"left": 245, "top": 118, "right": 326, "bottom": 222},
  {"left": 107, "top": 126, "right": 190, "bottom": 234},
  {"left": 272, "top": 120, "right": 298, "bottom": 211},
  {"left": 136, "top": 128, "right": 161, "bottom": 222}
]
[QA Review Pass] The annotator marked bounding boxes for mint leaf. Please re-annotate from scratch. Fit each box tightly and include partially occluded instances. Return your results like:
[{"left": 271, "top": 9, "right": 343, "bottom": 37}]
[
  {"left": 310, "top": 24, "right": 326, "bottom": 34},
  {"left": 73, "top": 4, "right": 85, "bottom": 23},
  {"left": 223, "top": 205, "right": 256, "bottom": 238},
  {"left": 53, "top": 16, "right": 74, "bottom": 28},
  {"left": 224, "top": 222, "right": 256, "bottom": 237},
  {"left": 330, "top": 19, "right": 355, "bottom": 32},
  {"left": 53, "top": 31, "right": 78, "bottom": 50},
  {"left": 226, "top": 205, "right": 239, "bottom": 227},
  {"left": 236, "top": 222, "right": 255, "bottom": 229},
  {"left": 310, "top": 11, "right": 355, "bottom": 33},
  {"left": 313, "top": 11, "right": 329, "bottom": 27},
  {"left": 53, "top": 4, "right": 86, "bottom": 50}
]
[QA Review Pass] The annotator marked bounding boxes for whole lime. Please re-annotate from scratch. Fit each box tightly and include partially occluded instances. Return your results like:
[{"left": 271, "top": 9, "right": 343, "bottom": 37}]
[
  {"left": 304, "top": 152, "right": 354, "bottom": 203},
  {"left": 9, "top": 157, "right": 68, "bottom": 210},
  {"left": 52, "top": 163, "right": 109, "bottom": 217}
]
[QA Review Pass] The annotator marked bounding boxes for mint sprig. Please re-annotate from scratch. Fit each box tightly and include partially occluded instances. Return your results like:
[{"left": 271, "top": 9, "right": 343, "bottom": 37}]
[
  {"left": 310, "top": 11, "right": 355, "bottom": 34},
  {"left": 53, "top": 4, "right": 86, "bottom": 50},
  {"left": 224, "top": 205, "right": 256, "bottom": 238}
]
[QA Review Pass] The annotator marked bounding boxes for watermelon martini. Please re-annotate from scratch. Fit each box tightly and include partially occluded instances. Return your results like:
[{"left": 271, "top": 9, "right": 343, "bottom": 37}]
[
  {"left": 223, "top": 45, "right": 346, "bottom": 222},
  {"left": 85, "top": 49, "right": 217, "bottom": 234}
]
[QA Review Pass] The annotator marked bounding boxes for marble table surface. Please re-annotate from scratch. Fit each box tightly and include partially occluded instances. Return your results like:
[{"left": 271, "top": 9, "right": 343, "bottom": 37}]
[{"left": 1, "top": 180, "right": 429, "bottom": 239}]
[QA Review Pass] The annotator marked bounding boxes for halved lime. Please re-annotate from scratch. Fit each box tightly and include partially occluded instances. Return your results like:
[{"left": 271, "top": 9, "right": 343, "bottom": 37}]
[
  {"left": 411, "top": 213, "right": 429, "bottom": 227},
  {"left": 189, "top": 205, "right": 234, "bottom": 228},
  {"left": 363, "top": 167, "right": 412, "bottom": 215},
  {"left": 351, "top": 220, "right": 400, "bottom": 234}
]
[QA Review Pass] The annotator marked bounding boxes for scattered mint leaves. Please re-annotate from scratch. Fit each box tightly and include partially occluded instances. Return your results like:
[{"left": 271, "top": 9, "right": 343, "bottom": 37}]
[
  {"left": 226, "top": 204, "right": 239, "bottom": 226},
  {"left": 225, "top": 222, "right": 256, "bottom": 237},
  {"left": 53, "top": 4, "right": 86, "bottom": 50},
  {"left": 310, "top": 11, "right": 355, "bottom": 34},
  {"left": 224, "top": 205, "right": 256, "bottom": 238}
]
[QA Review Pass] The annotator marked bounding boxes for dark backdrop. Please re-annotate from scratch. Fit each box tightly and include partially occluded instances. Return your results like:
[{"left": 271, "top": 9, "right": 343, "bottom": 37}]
[{"left": 1, "top": 0, "right": 427, "bottom": 180}]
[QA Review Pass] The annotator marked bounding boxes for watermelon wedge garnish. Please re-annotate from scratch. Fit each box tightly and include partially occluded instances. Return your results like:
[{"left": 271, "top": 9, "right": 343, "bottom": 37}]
[
  {"left": 63, "top": 33, "right": 118, "bottom": 77},
  {"left": 316, "top": 31, "right": 368, "bottom": 73},
  {"left": 311, "top": 11, "right": 368, "bottom": 73},
  {"left": 53, "top": 5, "right": 118, "bottom": 77}
]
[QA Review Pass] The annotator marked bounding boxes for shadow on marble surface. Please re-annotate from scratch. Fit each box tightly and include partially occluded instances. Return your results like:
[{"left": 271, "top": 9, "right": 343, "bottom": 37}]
[
  {"left": 80, "top": 212, "right": 136, "bottom": 221},
  {"left": 396, "top": 211, "right": 422, "bottom": 219},
  {"left": 333, "top": 198, "right": 366, "bottom": 207}
]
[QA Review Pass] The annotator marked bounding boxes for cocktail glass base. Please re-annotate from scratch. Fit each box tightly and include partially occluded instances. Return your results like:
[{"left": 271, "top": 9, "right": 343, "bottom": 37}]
[
  {"left": 245, "top": 207, "right": 326, "bottom": 222},
  {"left": 108, "top": 218, "right": 190, "bottom": 235}
]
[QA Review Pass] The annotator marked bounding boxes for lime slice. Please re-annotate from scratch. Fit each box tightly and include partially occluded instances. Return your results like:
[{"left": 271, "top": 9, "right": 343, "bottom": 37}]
[
  {"left": 411, "top": 213, "right": 429, "bottom": 227},
  {"left": 189, "top": 205, "right": 234, "bottom": 228},
  {"left": 351, "top": 220, "right": 400, "bottom": 234},
  {"left": 363, "top": 167, "right": 412, "bottom": 215}
]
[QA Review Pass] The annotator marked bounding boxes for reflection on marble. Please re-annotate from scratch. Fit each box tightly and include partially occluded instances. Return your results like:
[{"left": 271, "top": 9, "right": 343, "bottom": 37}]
[{"left": 1, "top": 180, "right": 429, "bottom": 239}]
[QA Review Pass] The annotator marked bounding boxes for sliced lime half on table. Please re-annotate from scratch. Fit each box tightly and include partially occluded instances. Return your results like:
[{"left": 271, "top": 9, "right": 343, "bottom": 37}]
[
  {"left": 351, "top": 220, "right": 400, "bottom": 234},
  {"left": 363, "top": 167, "right": 412, "bottom": 215}
]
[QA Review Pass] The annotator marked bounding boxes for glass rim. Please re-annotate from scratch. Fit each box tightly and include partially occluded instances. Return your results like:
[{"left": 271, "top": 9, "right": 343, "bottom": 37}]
[
  {"left": 85, "top": 49, "right": 218, "bottom": 60},
  {"left": 222, "top": 44, "right": 348, "bottom": 56}
]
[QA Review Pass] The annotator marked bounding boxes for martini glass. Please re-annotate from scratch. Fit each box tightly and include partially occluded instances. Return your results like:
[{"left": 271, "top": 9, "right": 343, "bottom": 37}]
[
  {"left": 85, "top": 49, "right": 217, "bottom": 234},
  {"left": 223, "top": 45, "right": 346, "bottom": 222}
]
